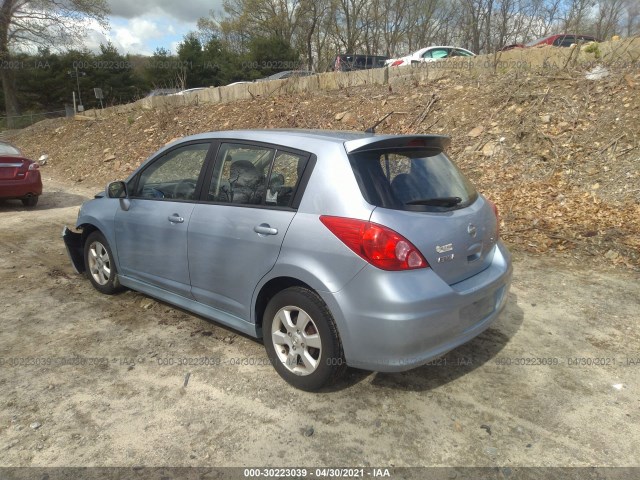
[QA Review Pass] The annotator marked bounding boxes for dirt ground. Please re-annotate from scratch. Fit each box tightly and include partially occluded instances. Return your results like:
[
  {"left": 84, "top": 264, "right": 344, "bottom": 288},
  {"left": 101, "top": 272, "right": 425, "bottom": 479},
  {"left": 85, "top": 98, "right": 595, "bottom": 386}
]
[{"left": 0, "top": 171, "right": 639, "bottom": 469}]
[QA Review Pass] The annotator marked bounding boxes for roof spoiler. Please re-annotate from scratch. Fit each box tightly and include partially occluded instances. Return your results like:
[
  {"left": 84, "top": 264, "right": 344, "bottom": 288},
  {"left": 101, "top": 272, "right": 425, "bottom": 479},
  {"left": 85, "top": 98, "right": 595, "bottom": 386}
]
[{"left": 344, "top": 135, "right": 451, "bottom": 154}]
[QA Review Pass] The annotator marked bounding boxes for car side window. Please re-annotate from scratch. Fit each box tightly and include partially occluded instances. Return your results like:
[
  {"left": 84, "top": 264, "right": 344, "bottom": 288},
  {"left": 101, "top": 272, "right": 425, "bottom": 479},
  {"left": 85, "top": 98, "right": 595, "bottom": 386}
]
[
  {"left": 454, "top": 49, "right": 473, "bottom": 57},
  {"left": 209, "top": 144, "right": 274, "bottom": 205},
  {"left": 424, "top": 48, "right": 449, "bottom": 59},
  {"left": 266, "top": 151, "right": 307, "bottom": 207},
  {"left": 208, "top": 144, "right": 308, "bottom": 208},
  {"left": 556, "top": 36, "right": 575, "bottom": 46},
  {"left": 133, "top": 143, "right": 209, "bottom": 200}
]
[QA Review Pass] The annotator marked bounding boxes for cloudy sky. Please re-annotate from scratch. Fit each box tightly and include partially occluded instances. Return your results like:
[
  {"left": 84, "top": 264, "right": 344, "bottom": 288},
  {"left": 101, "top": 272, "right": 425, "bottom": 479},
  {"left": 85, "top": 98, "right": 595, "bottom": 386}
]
[{"left": 87, "top": 0, "right": 224, "bottom": 55}]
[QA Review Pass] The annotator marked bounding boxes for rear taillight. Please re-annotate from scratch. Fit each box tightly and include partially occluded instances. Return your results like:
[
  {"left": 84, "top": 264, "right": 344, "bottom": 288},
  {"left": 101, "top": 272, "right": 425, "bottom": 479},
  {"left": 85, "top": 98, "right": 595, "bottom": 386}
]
[
  {"left": 486, "top": 199, "right": 500, "bottom": 239},
  {"left": 320, "top": 216, "right": 429, "bottom": 271},
  {"left": 391, "top": 60, "right": 404, "bottom": 67},
  {"left": 28, "top": 162, "right": 39, "bottom": 171}
]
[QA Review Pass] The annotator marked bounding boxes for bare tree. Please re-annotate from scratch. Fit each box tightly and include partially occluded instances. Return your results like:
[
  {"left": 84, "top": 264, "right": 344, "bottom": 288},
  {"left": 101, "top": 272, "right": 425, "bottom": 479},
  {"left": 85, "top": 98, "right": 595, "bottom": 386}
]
[
  {"left": 561, "top": 0, "right": 598, "bottom": 32},
  {"left": 333, "top": 0, "right": 370, "bottom": 52},
  {"left": 594, "top": 0, "right": 626, "bottom": 39},
  {"left": 0, "top": 0, "right": 109, "bottom": 126},
  {"left": 623, "top": 0, "right": 640, "bottom": 34}
]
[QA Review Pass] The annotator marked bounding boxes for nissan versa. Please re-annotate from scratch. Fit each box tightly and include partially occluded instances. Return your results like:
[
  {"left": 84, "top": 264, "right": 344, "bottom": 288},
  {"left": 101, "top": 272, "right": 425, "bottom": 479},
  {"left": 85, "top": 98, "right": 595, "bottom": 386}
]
[{"left": 63, "top": 130, "right": 512, "bottom": 391}]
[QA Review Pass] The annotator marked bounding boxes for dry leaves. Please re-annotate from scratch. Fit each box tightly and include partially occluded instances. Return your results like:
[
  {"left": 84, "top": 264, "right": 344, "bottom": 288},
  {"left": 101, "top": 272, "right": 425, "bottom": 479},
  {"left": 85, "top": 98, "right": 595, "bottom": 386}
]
[{"left": 9, "top": 64, "right": 640, "bottom": 269}]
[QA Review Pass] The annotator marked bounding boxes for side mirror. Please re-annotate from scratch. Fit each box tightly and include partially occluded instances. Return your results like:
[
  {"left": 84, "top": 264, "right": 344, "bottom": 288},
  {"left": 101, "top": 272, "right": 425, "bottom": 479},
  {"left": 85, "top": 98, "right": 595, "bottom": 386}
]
[
  {"left": 107, "top": 181, "right": 127, "bottom": 199},
  {"left": 107, "top": 181, "right": 131, "bottom": 211}
]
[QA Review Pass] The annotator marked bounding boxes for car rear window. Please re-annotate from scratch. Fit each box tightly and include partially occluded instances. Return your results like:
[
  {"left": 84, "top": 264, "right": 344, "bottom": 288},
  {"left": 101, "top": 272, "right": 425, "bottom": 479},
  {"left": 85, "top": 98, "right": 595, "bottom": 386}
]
[
  {"left": 0, "top": 144, "right": 21, "bottom": 155},
  {"left": 348, "top": 148, "right": 477, "bottom": 212}
]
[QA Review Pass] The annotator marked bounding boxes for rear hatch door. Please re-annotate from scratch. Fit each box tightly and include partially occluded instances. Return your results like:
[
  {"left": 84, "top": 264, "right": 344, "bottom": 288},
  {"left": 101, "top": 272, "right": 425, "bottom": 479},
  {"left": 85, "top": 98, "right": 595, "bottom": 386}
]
[{"left": 345, "top": 135, "right": 498, "bottom": 285}]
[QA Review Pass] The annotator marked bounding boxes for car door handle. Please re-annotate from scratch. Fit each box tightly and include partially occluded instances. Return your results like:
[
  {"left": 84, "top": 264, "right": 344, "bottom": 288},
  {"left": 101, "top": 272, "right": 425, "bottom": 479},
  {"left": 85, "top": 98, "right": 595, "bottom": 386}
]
[
  {"left": 254, "top": 223, "right": 278, "bottom": 236},
  {"left": 168, "top": 214, "right": 184, "bottom": 224}
]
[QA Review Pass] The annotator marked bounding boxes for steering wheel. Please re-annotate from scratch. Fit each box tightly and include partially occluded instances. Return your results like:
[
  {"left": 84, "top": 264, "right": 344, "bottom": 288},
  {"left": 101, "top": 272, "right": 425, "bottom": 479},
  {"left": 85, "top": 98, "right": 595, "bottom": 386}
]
[{"left": 172, "top": 179, "right": 197, "bottom": 199}]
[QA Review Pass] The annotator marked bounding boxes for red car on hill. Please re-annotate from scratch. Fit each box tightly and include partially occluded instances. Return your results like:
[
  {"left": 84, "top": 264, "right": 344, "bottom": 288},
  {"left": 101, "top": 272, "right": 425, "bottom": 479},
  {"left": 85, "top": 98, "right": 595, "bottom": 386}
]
[
  {"left": 0, "top": 142, "right": 42, "bottom": 207},
  {"left": 501, "top": 34, "right": 599, "bottom": 51}
]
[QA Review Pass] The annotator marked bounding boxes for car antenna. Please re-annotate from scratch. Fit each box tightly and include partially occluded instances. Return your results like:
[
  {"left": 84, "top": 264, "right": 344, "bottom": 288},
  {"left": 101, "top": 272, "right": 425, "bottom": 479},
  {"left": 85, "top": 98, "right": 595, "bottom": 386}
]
[{"left": 365, "top": 112, "right": 395, "bottom": 134}]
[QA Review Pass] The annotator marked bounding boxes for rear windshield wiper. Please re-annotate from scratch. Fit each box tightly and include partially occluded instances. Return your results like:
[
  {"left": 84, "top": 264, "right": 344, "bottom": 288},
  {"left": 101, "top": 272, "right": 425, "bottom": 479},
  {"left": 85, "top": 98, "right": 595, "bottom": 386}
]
[{"left": 406, "top": 196, "right": 462, "bottom": 207}]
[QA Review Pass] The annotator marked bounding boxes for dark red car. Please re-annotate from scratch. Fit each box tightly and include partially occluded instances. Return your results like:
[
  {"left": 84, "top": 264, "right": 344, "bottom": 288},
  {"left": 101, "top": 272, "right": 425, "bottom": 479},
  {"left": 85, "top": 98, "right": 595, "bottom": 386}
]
[
  {"left": 502, "top": 34, "right": 599, "bottom": 51},
  {"left": 0, "top": 142, "right": 42, "bottom": 207}
]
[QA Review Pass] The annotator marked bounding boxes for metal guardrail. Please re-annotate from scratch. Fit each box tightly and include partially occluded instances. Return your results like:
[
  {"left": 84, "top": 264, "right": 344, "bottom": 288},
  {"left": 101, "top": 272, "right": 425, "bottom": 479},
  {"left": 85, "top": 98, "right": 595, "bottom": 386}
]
[{"left": 0, "top": 109, "right": 68, "bottom": 131}]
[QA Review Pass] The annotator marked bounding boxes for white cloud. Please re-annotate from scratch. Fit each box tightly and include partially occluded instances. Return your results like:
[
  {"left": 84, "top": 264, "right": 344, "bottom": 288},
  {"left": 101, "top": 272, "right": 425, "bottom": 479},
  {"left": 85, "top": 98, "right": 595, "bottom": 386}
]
[
  {"left": 107, "top": 0, "right": 223, "bottom": 22},
  {"left": 83, "top": 28, "right": 126, "bottom": 53},
  {"left": 169, "top": 41, "right": 181, "bottom": 55},
  {"left": 80, "top": 15, "right": 193, "bottom": 56},
  {"left": 112, "top": 18, "right": 163, "bottom": 55}
]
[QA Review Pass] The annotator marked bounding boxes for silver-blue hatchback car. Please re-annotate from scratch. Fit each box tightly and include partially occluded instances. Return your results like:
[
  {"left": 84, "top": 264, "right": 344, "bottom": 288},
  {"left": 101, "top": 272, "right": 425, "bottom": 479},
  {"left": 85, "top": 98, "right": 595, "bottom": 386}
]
[{"left": 63, "top": 130, "right": 512, "bottom": 390}]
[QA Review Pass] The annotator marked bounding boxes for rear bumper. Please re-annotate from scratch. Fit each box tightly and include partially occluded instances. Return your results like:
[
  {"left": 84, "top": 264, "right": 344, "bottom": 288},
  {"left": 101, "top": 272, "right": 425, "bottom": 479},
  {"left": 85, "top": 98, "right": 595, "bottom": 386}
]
[
  {"left": 62, "top": 227, "right": 85, "bottom": 274},
  {"left": 322, "top": 242, "right": 513, "bottom": 372},
  {"left": 0, "top": 173, "right": 42, "bottom": 199}
]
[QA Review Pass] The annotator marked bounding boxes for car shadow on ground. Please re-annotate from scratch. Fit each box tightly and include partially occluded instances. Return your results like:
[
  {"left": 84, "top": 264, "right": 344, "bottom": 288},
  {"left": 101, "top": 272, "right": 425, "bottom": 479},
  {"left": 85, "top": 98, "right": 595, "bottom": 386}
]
[
  {"left": 0, "top": 190, "right": 89, "bottom": 212},
  {"left": 328, "top": 292, "right": 525, "bottom": 392}
]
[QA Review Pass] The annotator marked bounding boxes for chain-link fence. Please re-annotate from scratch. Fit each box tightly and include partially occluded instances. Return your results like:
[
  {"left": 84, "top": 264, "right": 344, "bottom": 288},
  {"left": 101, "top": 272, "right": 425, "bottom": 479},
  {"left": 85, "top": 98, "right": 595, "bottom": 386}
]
[{"left": 0, "top": 108, "right": 69, "bottom": 131}]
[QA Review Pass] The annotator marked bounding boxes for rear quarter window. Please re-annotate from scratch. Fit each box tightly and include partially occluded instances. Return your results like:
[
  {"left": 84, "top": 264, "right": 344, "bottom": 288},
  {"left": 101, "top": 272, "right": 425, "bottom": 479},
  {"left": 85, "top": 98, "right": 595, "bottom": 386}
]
[{"left": 348, "top": 148, "right": 477, "bottom": 212}]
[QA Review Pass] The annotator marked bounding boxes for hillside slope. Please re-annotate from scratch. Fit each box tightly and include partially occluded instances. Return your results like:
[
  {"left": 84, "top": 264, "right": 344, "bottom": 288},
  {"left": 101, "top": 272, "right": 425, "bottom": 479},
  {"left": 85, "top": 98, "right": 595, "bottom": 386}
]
[{"left": 8, "top": 64, "right": 640, "bottom": 269}]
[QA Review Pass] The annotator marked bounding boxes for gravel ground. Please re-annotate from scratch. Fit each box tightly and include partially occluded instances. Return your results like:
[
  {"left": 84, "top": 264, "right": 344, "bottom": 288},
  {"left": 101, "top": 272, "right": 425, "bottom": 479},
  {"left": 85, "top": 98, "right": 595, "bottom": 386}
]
[{"left": 0, "top": 174, "right": 639, "bottom": 470}]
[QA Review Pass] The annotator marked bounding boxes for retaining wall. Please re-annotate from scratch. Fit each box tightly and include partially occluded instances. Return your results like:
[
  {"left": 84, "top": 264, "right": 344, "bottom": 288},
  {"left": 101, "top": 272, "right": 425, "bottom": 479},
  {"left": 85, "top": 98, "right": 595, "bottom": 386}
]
[{"left": 82, "top": 37, "right": 639, "bottom": 119}]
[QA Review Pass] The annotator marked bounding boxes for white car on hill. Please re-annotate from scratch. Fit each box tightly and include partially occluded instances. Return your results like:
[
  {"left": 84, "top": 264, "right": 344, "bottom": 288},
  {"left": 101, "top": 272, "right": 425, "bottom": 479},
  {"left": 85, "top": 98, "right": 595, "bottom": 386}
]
[{"left": 386, "top": 46, "right": 475, "bottom": 67}]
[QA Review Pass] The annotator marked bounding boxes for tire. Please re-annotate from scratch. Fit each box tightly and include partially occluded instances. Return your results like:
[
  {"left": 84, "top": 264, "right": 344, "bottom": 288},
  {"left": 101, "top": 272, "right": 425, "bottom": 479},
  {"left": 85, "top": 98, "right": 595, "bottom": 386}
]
[
  {"left": 263, "top": 286, "right": 346, "bottom": 391},
  {"left": 84, "top": 231, "right": 123, "bottom": 295},
  {"left": 21, "top": 196, "right": 38, "bottom": 207}
]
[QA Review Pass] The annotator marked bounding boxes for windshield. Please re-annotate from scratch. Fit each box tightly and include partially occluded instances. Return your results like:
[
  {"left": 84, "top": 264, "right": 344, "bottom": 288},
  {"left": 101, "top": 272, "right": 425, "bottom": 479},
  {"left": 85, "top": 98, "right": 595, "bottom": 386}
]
[
  {"left": 525, "top": 35, "right": 553, "bottom": 46},
  {"left": 349, "top": 148, "right": 477, "bottom": 212}
]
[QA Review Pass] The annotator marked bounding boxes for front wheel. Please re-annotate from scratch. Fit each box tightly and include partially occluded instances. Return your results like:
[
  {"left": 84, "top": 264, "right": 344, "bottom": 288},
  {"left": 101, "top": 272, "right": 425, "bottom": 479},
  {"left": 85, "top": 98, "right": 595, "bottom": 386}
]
[
  {"left": 263, "top": 287, "right": 346, "bottom": 391},
  {"left": 84, "top": 231, "right": 123, "bottom": 295}
]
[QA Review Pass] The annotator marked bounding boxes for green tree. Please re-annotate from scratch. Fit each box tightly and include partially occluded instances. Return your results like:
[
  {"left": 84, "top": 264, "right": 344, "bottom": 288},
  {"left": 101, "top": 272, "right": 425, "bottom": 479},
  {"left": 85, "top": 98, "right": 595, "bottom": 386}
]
[
  {"left": 144, "top": 47, "right": 181, "bottom": 89},
  {"left": 90, "top": 42, "right": 145, "bottom": 106},
  {"left": 246, "top": 36, "right": 301, "bottom": 78},
  {"left": 0, "top": 0, "right": 109, "bottom": 126},
  {"left": 177, "top": 33, "right": 206, "bottom": 88},
  {"left": 202, "top": 38, "right": 244, "bottom": 86}
]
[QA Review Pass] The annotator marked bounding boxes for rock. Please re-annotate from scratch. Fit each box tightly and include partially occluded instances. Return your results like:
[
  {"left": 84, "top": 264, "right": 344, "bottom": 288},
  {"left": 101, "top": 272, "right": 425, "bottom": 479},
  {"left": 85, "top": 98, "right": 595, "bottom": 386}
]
[
  {"left": 335, "top": 111, "right": 348, "bottom": 121},
  {"left": 341, "top": 112, "right": 357, "bottom": 125},
  {"left": 604, "top": 250, "right": 619, "bottom": 260},
  {"left": 480, "top": 424, "right": 492, "bottom": 435},
  {"left": 303, "top": 426, "right": 314, "bottom": 437},
  {"left": 540, "top": 115, "right": 551, "bottom": 124},
  {"left": 467, "top": 126, "right": 484, "bottom": 138},
  {"left": 624, "top": 74, "right": 635, "bottom": 88},
  {"left": 103, "top": 148, "right": 111, "bottom": 154},
  {"left": 30, "top": 422, "right": 42, "bottom": 430},
  {"left": 482, "top": 142, "right": 499, "bottom": 157},
  {"left": 104, "top": 154, "right": 116, "bottom": 162},
  {"left": 485, "top": 446, "right": 498, "bottom": 456},
  {"left": 140, "top": 299, "right": 155, "bottom": 310},
  {"left": 585, "top": 66, "right": 610, "bottom": 81}
]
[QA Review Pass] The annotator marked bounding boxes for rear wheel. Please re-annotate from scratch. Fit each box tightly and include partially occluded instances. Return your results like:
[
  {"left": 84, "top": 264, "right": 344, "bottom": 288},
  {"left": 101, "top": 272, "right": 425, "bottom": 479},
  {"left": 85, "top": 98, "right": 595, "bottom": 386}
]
[
  {"left": 21, "top": 196, "right": 38, "bottom": 207},
  {"left": 84, "top": 231, "right": 123, "bottom": 295},
  {"left": 263, "top": 286, "right": 346, "bottom": 391}
]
